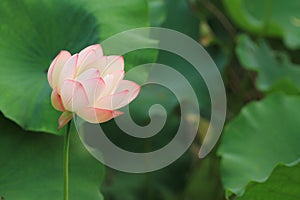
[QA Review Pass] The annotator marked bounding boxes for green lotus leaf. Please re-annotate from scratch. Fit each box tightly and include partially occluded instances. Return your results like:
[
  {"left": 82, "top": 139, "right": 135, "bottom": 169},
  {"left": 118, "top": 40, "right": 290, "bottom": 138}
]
[
  {"left": 218, "top": 93, "right": 300, "bottom": 196},
  {"left": 148, "top": 0, "right": 167, "bottom": 27},
  {"left": 236, "top": 34, "right": 300, "bottom": 93},
  {"left": 236, "top": 162, "right": 300, "bottom": 200},
  {"left": 0, "top": 114, "right": 104, "bottom": 199},
  {"left": 223, "top": 0, "right": 300, "bottom": 49}
]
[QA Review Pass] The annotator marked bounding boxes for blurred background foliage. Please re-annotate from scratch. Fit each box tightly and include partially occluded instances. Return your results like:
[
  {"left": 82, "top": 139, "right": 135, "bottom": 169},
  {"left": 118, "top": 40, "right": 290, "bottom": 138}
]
[{"left": 0, "top": 0, "right": 300, "bottom": 199}]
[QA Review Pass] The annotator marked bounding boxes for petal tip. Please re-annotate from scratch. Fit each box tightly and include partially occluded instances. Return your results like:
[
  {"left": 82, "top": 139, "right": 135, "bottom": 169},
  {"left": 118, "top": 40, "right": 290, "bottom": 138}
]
[
  {"left": 58, "top": 111, "right": 73, "bottom": 130},
  {"left": 113, "top": 110, "right": 123, "bottom": 118}
]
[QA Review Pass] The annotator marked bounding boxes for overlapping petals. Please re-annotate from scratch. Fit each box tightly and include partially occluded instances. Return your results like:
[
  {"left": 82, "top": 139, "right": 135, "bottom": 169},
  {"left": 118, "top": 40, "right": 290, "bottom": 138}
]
[{"left": 47, "top": 44, "right": 140, "bottom": 129}]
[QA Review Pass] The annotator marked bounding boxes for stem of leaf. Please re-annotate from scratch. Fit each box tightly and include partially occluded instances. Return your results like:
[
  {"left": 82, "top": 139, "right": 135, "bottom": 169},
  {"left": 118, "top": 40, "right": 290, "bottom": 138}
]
[
  {"left": 189, "top": 0, "right": 237, "bottom": 41},
  {"left": 64, "top": 122, "right": 71, "bottom": 200}
]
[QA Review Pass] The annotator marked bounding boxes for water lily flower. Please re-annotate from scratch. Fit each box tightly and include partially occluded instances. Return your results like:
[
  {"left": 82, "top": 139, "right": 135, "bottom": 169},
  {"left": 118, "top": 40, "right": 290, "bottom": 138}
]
[{"left": 47, "top": 44, "right": 140, "bottom": 130}]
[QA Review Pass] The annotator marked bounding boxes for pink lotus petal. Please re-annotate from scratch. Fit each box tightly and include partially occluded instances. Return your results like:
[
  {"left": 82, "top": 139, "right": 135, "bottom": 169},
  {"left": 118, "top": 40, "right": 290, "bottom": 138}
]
[
  {"left": 96, "top": 80, "right": 140, "bottom": 110},
  {"left": 76, "top": 107, "right": 123, "bottom": 123},
  {"left": 61, "top": 79, "right": 89, "bottom": 112},
  {"left": 78, "top": 55, "right": 107, "bottom": 74},
  {"left": 80, "top": 56, "right": 124, "bottom": 77},
  {"left": 78, "top": 44, "right": 103, "bottom": 65},
  {"left": 96, "top": 90, "right": 129, "bottom": 110},
  {"left": 101, "top": 56, "right": 124, "bottom": 76},
  {"left": 75, "top": 68, "right": 100, "bottom": 82},
  {"left": 101, "top": 70, "right": 125, "bottom": 97},
  {"left": 78, "top": 49, "right": 95, "bottom": 66},
  {"left": 77, "top": 50, "right": 99, "bottom": 74},
  {"left": 47, "top": 51, "right": 71, "bottom": 88},
  {"left": 81, "top": 77, "right": 106, "bottom": 104},
  {"left": 115, "top": 80, "right": 141, "bottom": 102},
  {"left": 58, "top": 54, "right": 79, "bottom": 90},
  {"left": 81, "top": 49, "right": 97, "bottom": 65},
  {"left": 58, "top": 111, "right": 73, "bottom": 130},
  {"left": 51, "top": 87, "right": 65, "bottom": 111}
]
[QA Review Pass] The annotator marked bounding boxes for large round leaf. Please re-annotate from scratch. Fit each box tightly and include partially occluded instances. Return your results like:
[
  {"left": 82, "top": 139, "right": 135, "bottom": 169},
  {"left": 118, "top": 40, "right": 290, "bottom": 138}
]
[
  {"left": 236, "top": 162, "right": 300, "bottom": 200},
  {"left": 0, "top": 0, "right": 152, "bottom": 135},
  {"left": 222, "top": 0, "right": 300, "bottom": 49},
  {"left": 218, "top": 93, "right": 300, "bottom": 195},
  {"left": 236, "top": 34, "right": 300, "bottom": 93},
  {"left": 0, "top": 114, "right": 104, "bottom": 199}
]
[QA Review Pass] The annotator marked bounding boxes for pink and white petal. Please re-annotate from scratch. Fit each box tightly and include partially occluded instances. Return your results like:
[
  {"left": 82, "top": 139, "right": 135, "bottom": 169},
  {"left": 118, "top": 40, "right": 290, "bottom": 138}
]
[
  {"left": 60, "top": 79, "right": 89, "bottom": 112},
  {"left": 58, "top": 111, "right": 73, "bottom": 130},
  {"left": 77, "top": 50, "right": 100, "bottom": 74},
  {"left": 96, "top": 90, "right": 131, "bottom": 110},
  {"left": 78, "top": 44, "right": 103, "bottom": 65},
  {"left": 51, "top": 87, "right": 65, "bottom": 111},
  {"left": 80, "top": 56, "right": 107, "bottom": 74},
  {"left": 47, "top": 51, "right": 71, "bottom": 88},
  {"left": 58, "top": 54, "right": 79, "bottom": 90},
  {"left": 78, "top": 47, "right": 94, "bottom": 65},
  {"left": 80, "top": 44, "right": 103, "bottom": 57},
  {"left": 76, "top": 107, "right": 123, "bottom": 123},
  {"left": 115, "top": 80, "right": 141, "bottom": 102},
  {"left": 81, "top": 77, "right": 106, "bottom": 104},
  {"left": 101, "top": 56, "right": 124, "bottom": 76},
  {"left": 75, "top": 68, "right": 100, "bottom": 82},
  {"left": 101, "top": 70, "right": 125, "bottom": 96}
]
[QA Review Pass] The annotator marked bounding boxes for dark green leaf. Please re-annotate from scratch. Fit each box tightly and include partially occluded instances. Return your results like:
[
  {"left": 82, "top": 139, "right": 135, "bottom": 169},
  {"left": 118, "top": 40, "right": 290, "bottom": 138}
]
[
  {"left": 0, "top": 114, "right": 104, "bottom": 199},
  {"left": 236, "top": 162, "right": 300, "bottom": 200},
  {"left": 218, "top": 93, "right": 300, "bottom": 195},
  {"left": 148, "top": 0, "right": 167, "bottom": 27},
  {"left": 236, "top": 35, "right": 300, "bottom": 93},
  {"left": 223, "top": 0, "right": 300, "bottom": 49}
]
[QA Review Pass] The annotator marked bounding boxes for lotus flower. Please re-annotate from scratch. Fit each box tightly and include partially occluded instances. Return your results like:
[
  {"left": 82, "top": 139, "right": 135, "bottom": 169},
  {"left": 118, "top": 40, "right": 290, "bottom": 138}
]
[{"left": 47, "top": 44, "right": 140, "bottom": 130}]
